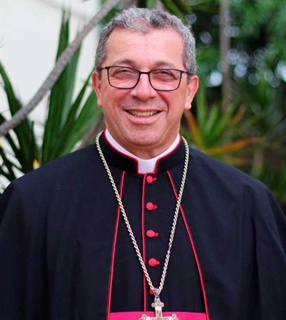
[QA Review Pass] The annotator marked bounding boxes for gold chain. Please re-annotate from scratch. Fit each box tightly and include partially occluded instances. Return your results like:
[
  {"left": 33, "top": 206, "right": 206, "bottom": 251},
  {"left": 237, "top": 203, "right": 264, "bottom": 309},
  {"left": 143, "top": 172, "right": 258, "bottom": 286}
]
[{"left": 96, "top": 132, "right": 189, "bottom": 297}]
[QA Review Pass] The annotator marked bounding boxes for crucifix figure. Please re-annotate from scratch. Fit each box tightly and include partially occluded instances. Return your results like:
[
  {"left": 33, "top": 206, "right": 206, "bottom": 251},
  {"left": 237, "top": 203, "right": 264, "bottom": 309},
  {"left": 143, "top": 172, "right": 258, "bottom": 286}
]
[{"left": 139, "top": 297, "right": 179, "bottom": 320}]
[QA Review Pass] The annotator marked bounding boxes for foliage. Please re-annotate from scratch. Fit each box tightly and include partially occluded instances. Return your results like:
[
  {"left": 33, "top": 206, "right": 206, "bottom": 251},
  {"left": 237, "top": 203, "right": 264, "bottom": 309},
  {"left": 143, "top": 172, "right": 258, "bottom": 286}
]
[
  {"left": 183, "top": 0, "right": 286, "bottom": 210},
  {"left": 0, "top": 62, "right": 38, "bottom": 176},
  {"left": 1, "top": 0, "right": 285, "bottom": 211},
  {"left": 232, "top": 77, "right": 286, "bottom": 210},
  {"left": 99, "top": 0, "right": 119, "bottom": 25},
  {"left": 190, "top": 0, "right": 286, "bottom": 91},
  {"left": 0, "top": 12, "right": 100, "bottom": 187},
  {"left": 99, "top": 0, "right": 194, "bottom": 21},
  {"left": 181, "top": 82, "right": 261, "bottom": 166},
  {"left": 232, "top": 78, "right": 286, "bottom": 145},
  {"left": 181, "top": 80, "right": 286, "bottom": 211}
]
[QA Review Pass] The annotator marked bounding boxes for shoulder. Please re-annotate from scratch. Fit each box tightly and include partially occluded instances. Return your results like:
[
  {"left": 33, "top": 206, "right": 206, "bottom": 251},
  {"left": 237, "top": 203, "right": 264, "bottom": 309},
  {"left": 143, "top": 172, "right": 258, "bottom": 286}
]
[
  {"left": 187, "top": 147, "right": 286, "bottom": 230},
  {"left": 188, "top": 146, "right": 269, "bottom": 197},
  {"left": 4, "top": 144, "right": 100, "bottom": 196}
]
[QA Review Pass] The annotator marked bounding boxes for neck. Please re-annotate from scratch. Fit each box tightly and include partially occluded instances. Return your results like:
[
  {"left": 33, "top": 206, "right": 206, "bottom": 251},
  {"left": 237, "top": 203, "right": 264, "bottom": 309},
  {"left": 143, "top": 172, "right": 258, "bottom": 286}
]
[{"left": 105, "top": 129, "right": 180, "bottom": 174}]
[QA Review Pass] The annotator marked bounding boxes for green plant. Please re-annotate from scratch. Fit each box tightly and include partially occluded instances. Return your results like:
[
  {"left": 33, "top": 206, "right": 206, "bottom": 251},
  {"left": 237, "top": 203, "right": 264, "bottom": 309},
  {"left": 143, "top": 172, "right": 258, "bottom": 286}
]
[
  {"left": 0, "top": 12, "right": 101, "bottom": 188},
  {"left": 233, "top": 78, "right": 286, "bottom": 146},
  {"left": 181, "top": 82, "right": 262, "bottom": 166},
  {"left": 0, "top": 0, "right": 119, "bottom": 137}
]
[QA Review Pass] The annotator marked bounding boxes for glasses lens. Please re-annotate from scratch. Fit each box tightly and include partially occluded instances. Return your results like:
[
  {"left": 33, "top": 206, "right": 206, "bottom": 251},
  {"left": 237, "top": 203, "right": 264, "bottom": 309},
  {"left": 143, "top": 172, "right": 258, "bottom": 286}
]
[
  {"left": 150, "top": 69, "right": 181, "bottom": 91},
  {"left": 108, "top": 67, "right": 139, "bottom": 89}
]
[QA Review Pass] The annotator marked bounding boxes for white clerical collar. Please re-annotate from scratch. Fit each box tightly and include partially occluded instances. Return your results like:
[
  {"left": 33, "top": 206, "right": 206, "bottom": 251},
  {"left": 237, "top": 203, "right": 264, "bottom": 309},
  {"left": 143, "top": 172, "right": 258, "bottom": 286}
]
[{"left": 105, "top": 129, "right": 180, "bottom": 174}]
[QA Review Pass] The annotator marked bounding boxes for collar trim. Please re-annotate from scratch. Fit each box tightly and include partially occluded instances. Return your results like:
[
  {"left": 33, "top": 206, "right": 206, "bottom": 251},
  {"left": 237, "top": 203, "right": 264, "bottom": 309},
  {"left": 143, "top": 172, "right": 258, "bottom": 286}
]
[
  {"left": 100, "top": 130, "right": 185, "bottom": 175},
  {"left": 105, "top": 129, "right": 180, "bottom": 174}
]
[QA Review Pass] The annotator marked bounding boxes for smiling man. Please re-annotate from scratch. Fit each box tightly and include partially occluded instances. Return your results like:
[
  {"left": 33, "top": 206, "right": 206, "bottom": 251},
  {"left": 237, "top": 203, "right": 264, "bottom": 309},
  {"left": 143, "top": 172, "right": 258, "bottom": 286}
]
[
  {"left": 0, "top": 8, "right": 286, "bottom": 320},
  {"left": 92, "top": 27, "right": 198, "bottom": 158}
]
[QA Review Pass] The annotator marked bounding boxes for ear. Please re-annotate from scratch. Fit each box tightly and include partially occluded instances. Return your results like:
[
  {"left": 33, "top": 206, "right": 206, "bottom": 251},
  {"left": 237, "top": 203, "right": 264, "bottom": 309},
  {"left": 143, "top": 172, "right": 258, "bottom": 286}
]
[
  {"left": 92, "top": 71, "right": 102, "bottom": 108},
  {"left": 184, "top": 75, "right": 199, "bottom": 111}
]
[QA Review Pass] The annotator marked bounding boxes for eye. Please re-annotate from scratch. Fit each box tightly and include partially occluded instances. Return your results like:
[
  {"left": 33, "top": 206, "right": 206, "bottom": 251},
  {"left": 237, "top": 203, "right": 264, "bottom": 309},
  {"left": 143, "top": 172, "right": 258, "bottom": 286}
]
[
  {"left": 110, "top": 67, "right": 137, "bottom": 78},
  {"left": 151, "top": 69, "right": 178, "bottom": 81},
  {"left": 115, "top": 68, "right": 131, "bottom": 74}
]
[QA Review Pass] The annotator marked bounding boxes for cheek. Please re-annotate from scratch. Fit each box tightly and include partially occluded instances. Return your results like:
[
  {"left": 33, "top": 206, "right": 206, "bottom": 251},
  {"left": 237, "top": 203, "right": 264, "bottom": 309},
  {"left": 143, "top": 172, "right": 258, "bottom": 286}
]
[
  {"left": 105, "top": 84, "right": 125, "bottom": 99},
  {"left": 166, "top": 95, "right": 186, "bottom": 113},
  {"left": 101, "top": 90, "right": 126, "bottom": 114}
]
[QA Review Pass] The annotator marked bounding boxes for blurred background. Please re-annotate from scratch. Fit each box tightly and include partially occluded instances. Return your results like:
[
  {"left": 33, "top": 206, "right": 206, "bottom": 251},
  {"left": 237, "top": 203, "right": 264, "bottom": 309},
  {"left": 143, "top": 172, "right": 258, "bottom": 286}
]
[{"left": 0, "top": 0, "right": 285, "bottom": 211}]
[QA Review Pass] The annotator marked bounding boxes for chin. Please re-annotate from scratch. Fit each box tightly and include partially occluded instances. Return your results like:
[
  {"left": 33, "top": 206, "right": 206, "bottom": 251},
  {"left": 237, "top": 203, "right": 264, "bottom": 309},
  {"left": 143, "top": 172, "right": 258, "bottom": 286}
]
[{"left": 127, "top": 135, "right": 166, "bottom": 151}]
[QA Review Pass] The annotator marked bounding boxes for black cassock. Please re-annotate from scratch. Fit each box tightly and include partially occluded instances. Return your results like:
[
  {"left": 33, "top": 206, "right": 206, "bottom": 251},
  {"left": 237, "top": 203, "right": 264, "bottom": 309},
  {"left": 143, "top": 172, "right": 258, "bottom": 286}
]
[{"left": 0, "top": 133, "right": 286, "bottom": 320}]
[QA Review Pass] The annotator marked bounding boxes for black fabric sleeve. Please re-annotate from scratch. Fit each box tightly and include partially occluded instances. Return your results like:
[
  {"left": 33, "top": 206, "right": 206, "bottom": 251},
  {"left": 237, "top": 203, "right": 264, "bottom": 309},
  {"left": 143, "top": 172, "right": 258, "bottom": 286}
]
[
  {"left": 0, "top": 182, "right": 48, "bottom": 320},
  {"left": 247, "top": 185, "right": 286, "bottom": 320}
]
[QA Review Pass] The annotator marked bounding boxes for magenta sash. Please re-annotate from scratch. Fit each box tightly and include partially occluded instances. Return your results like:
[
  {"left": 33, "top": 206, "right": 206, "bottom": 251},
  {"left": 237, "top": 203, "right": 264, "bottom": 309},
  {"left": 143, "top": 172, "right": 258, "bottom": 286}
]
[{"left": 110, "top": 312, "right": 206, "bottom": 320}]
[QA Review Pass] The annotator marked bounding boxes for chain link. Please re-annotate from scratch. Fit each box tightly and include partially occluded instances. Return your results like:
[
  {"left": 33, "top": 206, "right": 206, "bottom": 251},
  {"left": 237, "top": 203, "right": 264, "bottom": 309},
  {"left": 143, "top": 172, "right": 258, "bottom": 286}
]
[{"left": 96, "top": 132, "right": 189, "bottom": 297}]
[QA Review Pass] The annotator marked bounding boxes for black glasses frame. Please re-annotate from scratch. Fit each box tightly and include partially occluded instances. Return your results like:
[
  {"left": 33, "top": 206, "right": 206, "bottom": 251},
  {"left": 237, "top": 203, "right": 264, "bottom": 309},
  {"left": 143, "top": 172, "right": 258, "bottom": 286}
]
[{"left": 99, "top": 66, "right": 191, "bottom": 92}]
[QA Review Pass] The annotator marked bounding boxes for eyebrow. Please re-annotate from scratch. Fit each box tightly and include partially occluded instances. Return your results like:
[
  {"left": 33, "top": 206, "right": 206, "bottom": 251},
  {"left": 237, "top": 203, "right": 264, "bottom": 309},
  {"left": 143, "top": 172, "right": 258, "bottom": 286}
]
[
  {"left": 110, "top": 59, "right": 177, "bottom": 69},
  {"left": 111, "top": 59, "right": 134, "bottom": 66},
  {"left": 154, "top": 61, "right": 177, "bottom": 68}
]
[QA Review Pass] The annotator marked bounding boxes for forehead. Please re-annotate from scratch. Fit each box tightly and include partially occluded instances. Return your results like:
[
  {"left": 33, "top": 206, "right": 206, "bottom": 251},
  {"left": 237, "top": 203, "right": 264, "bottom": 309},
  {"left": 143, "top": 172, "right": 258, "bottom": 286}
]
[{"left": 104, "top": 28, "right": 185, "bottom": 69}]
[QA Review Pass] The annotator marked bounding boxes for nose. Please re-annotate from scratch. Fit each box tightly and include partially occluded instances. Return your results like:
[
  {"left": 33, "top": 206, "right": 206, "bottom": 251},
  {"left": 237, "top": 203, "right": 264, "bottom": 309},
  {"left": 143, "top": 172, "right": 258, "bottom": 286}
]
[{"left": 130, "top": 73, "right": 157, "bottom": 101}]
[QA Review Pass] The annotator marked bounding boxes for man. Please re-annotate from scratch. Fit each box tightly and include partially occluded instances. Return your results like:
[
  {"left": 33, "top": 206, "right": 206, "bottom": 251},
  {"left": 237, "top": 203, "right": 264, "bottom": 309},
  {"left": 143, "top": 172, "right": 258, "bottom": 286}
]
[{"left": 0, "top": 8, "right": 285, "bottom": 320}]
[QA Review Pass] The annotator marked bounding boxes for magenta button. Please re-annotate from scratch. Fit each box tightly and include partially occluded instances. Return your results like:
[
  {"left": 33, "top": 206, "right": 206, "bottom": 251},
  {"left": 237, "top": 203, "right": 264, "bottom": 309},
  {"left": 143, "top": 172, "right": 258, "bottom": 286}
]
[
  {"left": 146, "top": 202, "right": 157, "bottom": 211},
  {"left": 148, "top": 258, "right": 160, "bottom": 267},
  {"left": 146, "top": 230, "right": 159, "bottom": 238},
  {"left": 146, "top": 176, "right": 157, "bottom": 184}
]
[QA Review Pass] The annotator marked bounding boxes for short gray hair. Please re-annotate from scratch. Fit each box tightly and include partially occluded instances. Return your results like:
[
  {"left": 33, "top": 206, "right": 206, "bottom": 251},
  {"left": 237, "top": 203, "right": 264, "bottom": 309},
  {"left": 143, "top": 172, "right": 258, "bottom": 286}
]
[{"left": 95, "top": 8, "right": 197, "bottom": 75}]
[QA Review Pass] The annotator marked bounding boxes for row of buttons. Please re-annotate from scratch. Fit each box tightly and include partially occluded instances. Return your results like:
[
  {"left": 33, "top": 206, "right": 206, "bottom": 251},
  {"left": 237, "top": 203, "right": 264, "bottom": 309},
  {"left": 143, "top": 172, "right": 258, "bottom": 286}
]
[{"left": 146, "top": 175, "right": 160, "bottom": 297}]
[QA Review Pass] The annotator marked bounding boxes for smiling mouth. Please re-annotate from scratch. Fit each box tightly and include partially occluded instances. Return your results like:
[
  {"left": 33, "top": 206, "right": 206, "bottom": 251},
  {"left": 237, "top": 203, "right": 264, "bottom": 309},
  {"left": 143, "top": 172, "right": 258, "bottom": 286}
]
[{"left": 127, "top": 110, "right": 160, "bottom": 117}]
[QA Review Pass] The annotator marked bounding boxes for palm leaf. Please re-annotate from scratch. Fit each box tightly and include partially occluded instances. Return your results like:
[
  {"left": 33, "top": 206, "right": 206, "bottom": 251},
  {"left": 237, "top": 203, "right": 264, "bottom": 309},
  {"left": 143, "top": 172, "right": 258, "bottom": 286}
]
[
  {"left": 59, "top": 92, "right": 100, "bottom": 156},
  {"left": 226, "top": 116, "right": 259, "bottom": 141},
  {"left": 226, "top": 106, "right": 245, "bottom": 129},
  {"left": 206, "top": 138, "right": 262, "bottom": 156},
  {"left": 0, "top": 61, "right": 37, "bottom": 172},
  {"left": 0, "top": 146, "right": 17, "bottom": 180},
  {"left": 146, "top": 0, "right": 156, "bottom": 9},
  {"left": 184, "top": 110, "right": 204, "bottom": 148},
  {"left": 42, "top": 13, "right": 69, "bottom": 164},
  {"left": 61, "top": 39, "right": 81, "bottom": 127},
  {"left": 220, "top": 156, "right": 253, "bottom": 166},
  {"left": 196, "top": 83, "right": 207, "bottom": 130},
  {"left": 210, "top": 102, "right": 237, "bottom": 141},
  {"left": 204, "top": 102, "right": 220, "bottom": 137},
  {"left": 49, "top": 75, "right": 92, "bottom": 160},
  {"left": 160, "top": 0, "right": 186, "bottom": 21},
  {"left": 42, "top": 13, "right": 81, "bottom": 164},
  {"left": 0, "top": 114, "right": 22, "bottom": 163},
  {"left": 172, "top": 0, "right": 191, "bottom": 14}
]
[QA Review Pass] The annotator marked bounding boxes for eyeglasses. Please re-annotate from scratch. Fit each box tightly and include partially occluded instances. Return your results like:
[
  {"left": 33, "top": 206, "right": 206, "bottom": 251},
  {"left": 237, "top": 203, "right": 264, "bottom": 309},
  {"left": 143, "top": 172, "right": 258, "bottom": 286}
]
[{"left": 99, "top": 66, "right": 191, "bottom": 91}]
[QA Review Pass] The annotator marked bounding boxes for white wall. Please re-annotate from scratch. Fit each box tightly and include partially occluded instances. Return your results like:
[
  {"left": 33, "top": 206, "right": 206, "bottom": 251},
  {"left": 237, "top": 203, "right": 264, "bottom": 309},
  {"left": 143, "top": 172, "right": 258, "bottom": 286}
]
[
  {"left": 0, "top": 0, "right": 99, "bottom": 125},
  {"left": 0, "top": 0, "right": 100, "bottom": 187}
]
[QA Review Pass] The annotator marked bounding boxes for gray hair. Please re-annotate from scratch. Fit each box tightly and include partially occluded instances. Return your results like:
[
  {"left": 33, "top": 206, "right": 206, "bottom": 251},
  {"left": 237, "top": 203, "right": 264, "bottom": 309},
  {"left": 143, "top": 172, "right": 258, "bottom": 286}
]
[{"left": 95, "top": 8, "right": 197, "bottom": 75}]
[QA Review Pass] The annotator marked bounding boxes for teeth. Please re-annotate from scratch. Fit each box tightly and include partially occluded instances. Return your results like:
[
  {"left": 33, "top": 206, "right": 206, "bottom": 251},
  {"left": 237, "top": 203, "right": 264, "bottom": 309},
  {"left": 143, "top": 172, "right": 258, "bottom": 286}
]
[{"left": 128, "top": 110, "right": 158, "bottom": 117}]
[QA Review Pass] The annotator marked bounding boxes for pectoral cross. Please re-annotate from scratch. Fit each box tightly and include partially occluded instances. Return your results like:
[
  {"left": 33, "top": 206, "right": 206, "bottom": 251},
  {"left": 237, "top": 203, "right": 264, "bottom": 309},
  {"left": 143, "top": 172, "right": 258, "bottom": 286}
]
[{"left": 139, "top": 297, "right": 179, "bottom": 320}]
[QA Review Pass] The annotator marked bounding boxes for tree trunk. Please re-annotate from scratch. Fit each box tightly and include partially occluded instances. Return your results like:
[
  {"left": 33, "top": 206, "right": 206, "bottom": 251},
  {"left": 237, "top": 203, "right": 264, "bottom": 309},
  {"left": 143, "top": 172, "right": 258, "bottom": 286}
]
[
  {"left": 0, "top": 0, "right": 121, "bottom": 137},
  {"left": 155, "top": 0, "right": 165, "bottom": 10},
  {"left": 122, "top": 0, "right": 136, "bottom": 9},
  {"left": 220, "top": 0, "right": 231, "bottom": 107}
]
